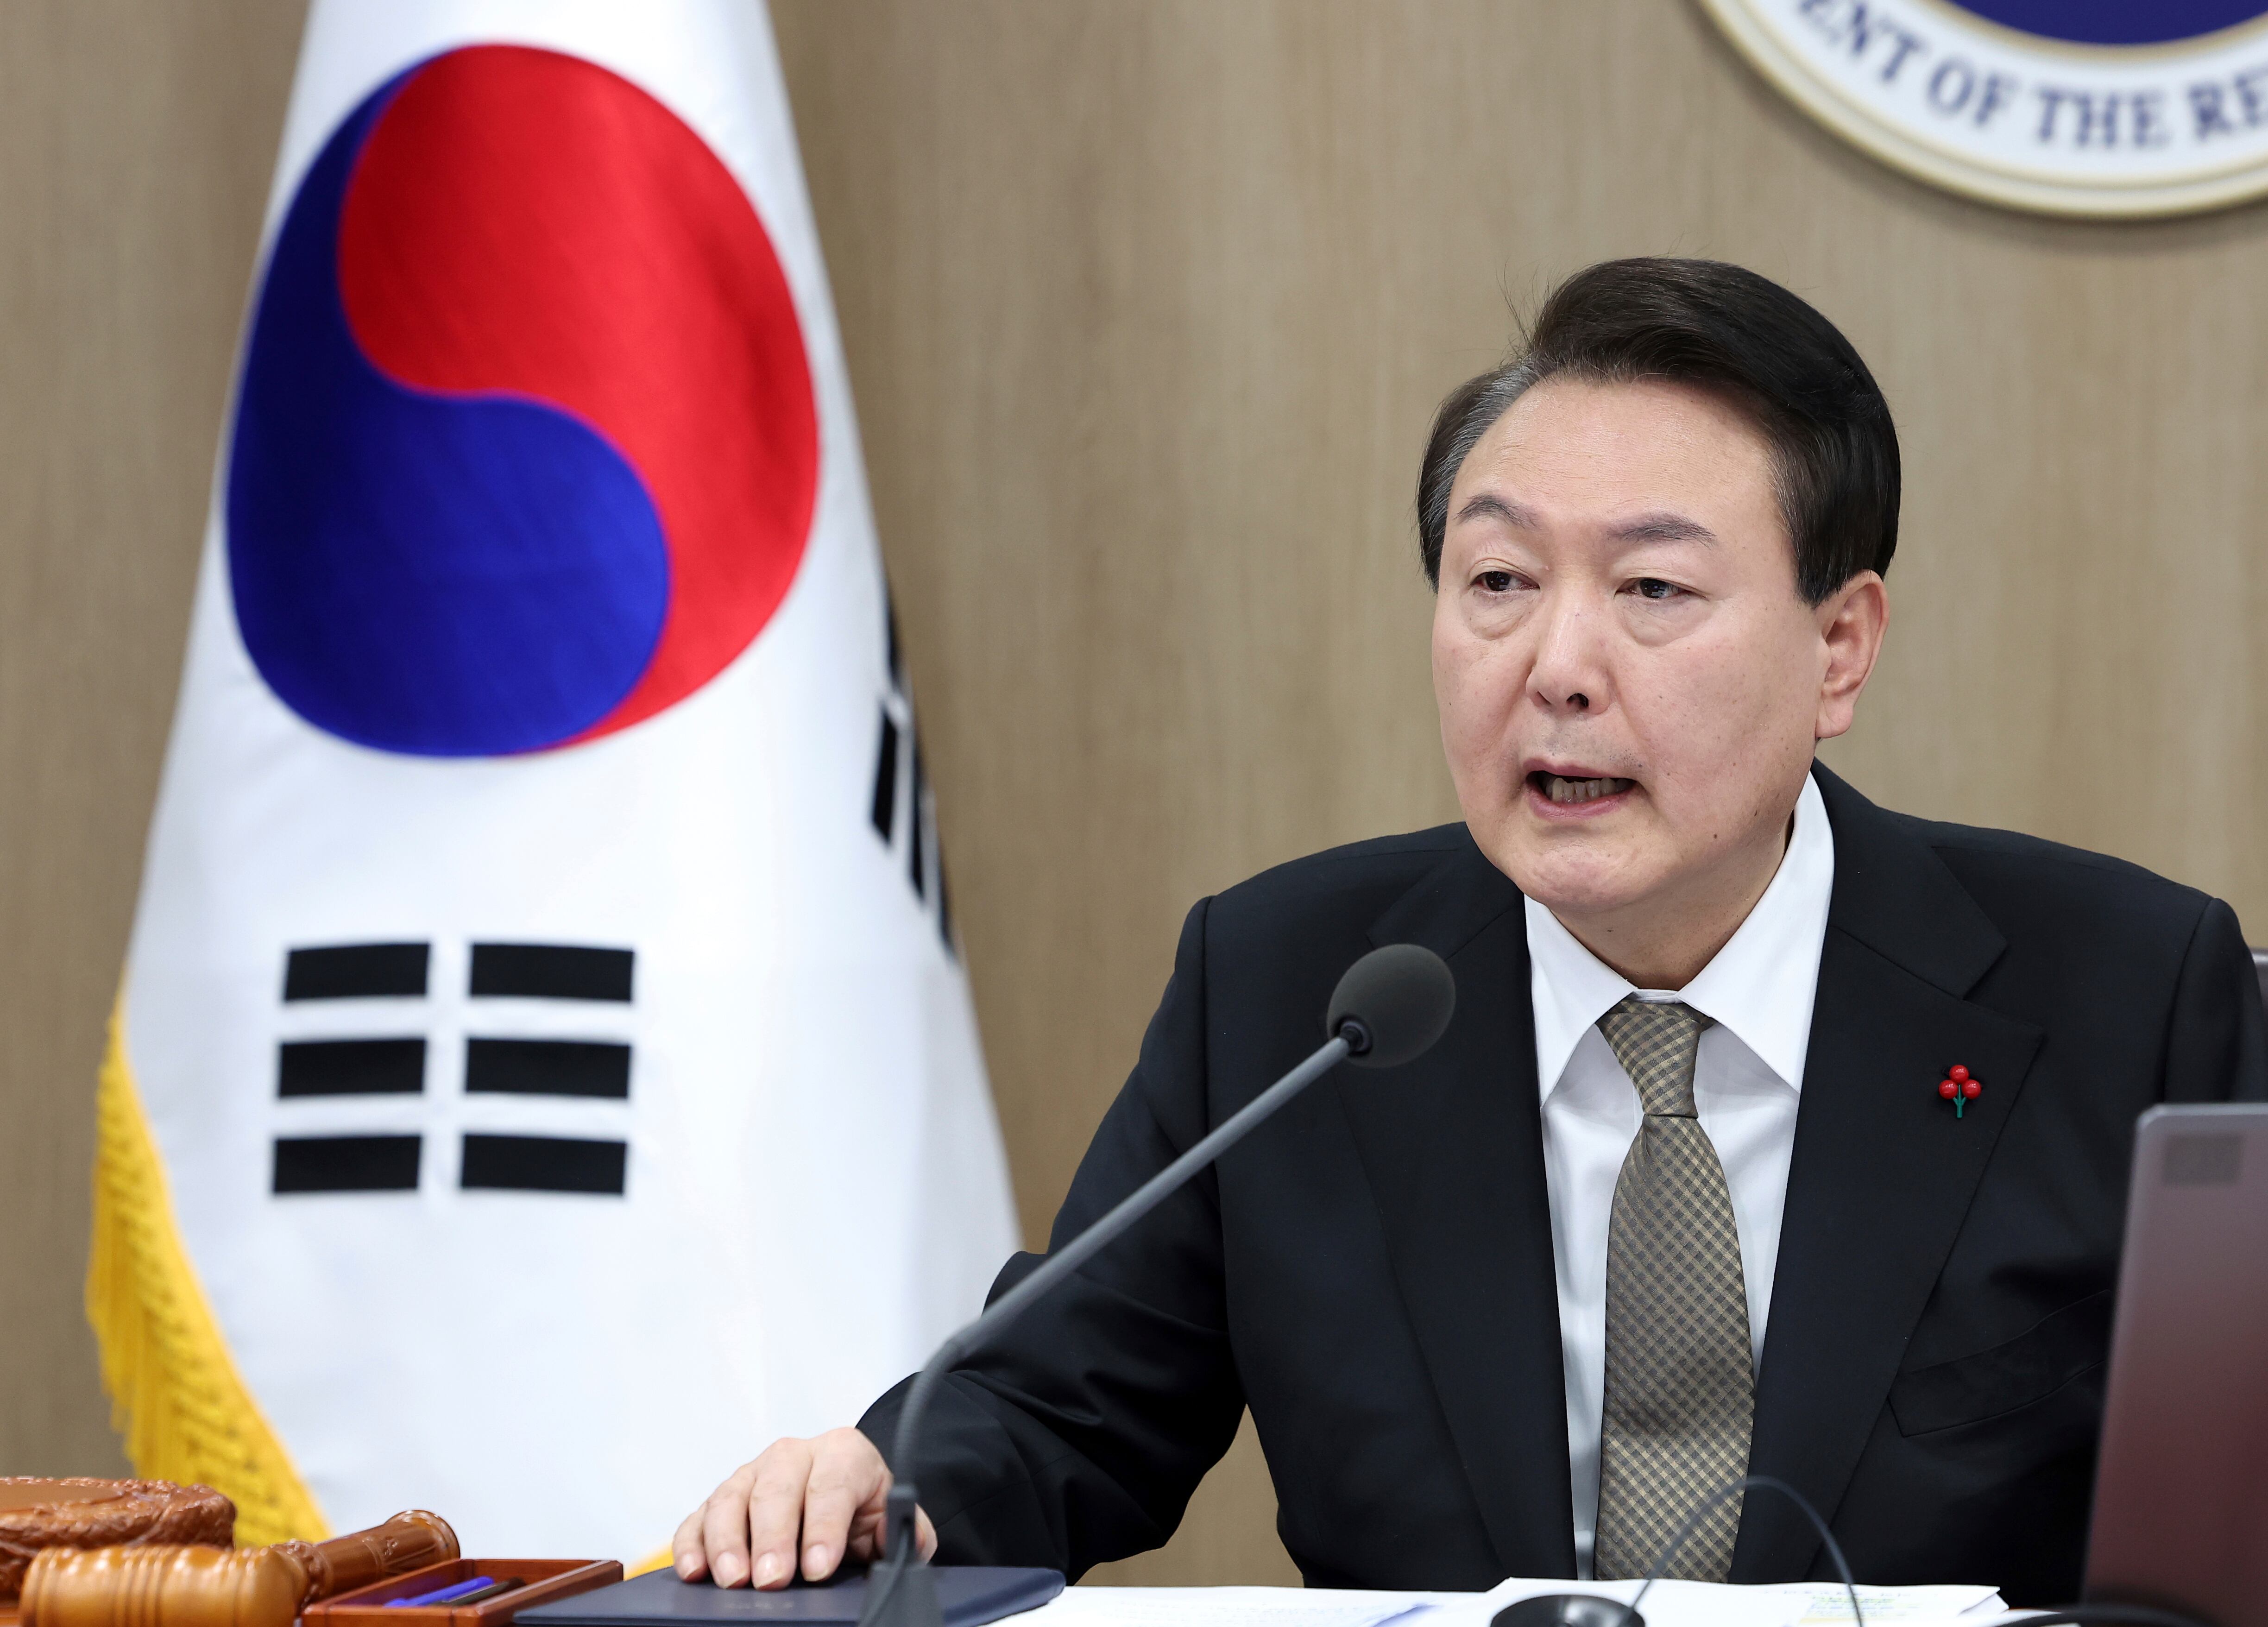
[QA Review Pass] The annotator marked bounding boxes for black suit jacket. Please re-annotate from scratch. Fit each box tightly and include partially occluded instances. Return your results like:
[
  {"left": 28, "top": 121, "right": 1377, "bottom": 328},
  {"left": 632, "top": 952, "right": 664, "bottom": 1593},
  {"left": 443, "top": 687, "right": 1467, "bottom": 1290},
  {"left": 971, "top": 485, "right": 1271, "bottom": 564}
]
[{"left": 862, "top": 765, "right": 2266, "bottom": 1602}]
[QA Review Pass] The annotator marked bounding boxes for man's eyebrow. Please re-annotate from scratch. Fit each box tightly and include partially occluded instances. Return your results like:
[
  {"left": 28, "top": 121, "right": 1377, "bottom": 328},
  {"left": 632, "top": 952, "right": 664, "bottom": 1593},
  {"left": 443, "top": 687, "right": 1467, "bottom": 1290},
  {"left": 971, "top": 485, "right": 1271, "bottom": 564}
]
[
  {"left": 1608, "top": 512, "right": 1718, "bottom": 545},
  {"left": 1454, "top": 494, "right": 1537, "bottom": 528}
]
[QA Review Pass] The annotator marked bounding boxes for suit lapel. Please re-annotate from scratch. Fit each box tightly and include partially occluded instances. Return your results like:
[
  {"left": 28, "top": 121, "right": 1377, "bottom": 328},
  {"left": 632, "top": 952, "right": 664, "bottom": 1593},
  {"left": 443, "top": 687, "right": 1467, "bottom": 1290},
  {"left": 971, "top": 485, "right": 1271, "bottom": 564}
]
[
  {"left": 1335, "top": 836, "right": 1577, "bottom": 1579},
  {"left": 1731, "top": 768, "right": 2045, "bottom": 1581}
]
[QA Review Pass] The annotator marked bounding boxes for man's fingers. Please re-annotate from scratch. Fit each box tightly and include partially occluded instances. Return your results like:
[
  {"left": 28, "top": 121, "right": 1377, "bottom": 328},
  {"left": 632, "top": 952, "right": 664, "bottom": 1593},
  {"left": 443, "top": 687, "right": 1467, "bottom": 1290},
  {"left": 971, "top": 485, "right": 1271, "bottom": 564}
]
[
  {"left": 672, "top": 1504, "right": 712, "bottom": 1582},
  {"left": 693, "top": 1463, "right": 759, "bottom": 1589},
  {"left": 916, "top": 1507, "right": 938, "bottom": 1562},
  {"left": 744, "top": 1441, "right": 818, "bottom": 1589},
  {"left": 673, "top": 1434, "right": 912, "bottom": 1592},
  {"left": 798, "top": 1432, "right": 887, "bottom": 1581}
]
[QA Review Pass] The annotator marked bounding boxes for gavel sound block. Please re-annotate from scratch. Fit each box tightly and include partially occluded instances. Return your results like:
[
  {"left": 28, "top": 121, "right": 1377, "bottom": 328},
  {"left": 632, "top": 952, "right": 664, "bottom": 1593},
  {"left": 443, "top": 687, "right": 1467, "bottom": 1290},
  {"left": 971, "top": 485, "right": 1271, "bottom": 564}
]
[
  {"left": 20, "top": 1509, "right": 460, "bottom": 1627},
  {"left": 0, "top": 1480, "right": 236, "bottom": 1603}
]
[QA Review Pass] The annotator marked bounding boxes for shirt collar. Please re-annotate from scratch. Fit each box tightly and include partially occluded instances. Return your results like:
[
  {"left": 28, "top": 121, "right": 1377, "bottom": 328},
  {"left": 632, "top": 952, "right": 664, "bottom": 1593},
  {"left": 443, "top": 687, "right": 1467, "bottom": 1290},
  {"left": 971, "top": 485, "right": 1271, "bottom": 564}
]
[{"left": 1525, "top": 769, "right": 1836, "bottom": 1100}]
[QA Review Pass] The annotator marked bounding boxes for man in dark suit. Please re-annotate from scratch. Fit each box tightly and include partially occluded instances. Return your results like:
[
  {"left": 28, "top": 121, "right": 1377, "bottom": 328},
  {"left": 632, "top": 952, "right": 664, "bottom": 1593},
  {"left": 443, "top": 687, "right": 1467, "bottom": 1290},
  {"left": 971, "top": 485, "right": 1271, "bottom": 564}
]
[{"left": 673, "top": 259, "right": 2267, "bottom": 1603}]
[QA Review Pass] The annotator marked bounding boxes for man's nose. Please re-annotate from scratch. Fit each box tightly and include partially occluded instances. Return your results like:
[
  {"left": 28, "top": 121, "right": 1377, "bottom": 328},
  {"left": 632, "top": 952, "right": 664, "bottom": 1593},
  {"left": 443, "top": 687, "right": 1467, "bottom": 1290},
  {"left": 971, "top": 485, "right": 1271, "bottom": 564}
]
[{"left": 1526, "top": 591, "right": 1608, "bottom": 715}]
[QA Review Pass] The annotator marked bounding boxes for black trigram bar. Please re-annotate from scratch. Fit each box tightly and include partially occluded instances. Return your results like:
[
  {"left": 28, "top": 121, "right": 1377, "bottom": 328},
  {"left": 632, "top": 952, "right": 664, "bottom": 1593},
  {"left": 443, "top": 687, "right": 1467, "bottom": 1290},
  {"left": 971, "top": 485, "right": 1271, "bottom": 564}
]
[
  {"left": 460, "top": 1134, "right": 626, "bottom": 1195},
  {"left": 938, "top": 854, "right": 954, "bottom": 955},
  {"left": 277, "top": 1038, "right": 426, "bottom": 1097},
  {"left": 870, "top": 710, "right": 901, "bottom": 839},
  {"left": 273, "top": 1135, "right": 420, "bottom": 1194},
  {"left": 908, "top": 738, "right": 926, "bottom": 899},
  {"left": 283, "top": 943, "right": 429, "bottom": 1001},
  {"left": 464, "top": 1037, "right": 630, "bottom": 1099},
  {"left": 469, "top": 943, "right": 633, "bottom": 1002}
]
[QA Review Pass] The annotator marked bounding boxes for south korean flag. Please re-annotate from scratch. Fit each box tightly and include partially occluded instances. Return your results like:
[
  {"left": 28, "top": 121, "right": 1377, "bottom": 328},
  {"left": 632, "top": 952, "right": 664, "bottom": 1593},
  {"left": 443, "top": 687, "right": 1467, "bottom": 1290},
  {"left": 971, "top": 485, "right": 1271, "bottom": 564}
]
[{"left": 91, "top": 0, "right": 1018, "bottom": 1561}]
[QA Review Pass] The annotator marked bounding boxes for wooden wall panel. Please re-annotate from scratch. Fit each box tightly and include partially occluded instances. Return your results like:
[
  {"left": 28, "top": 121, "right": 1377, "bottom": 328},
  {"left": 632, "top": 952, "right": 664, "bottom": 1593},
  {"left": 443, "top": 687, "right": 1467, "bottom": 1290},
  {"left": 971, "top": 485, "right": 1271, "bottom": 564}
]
[
  {"left": 0, "top": 0, "right": 304, "bottom": 1476},
  {"left": 4, "top": 0, "right": 2265, "bottom": 1591}
]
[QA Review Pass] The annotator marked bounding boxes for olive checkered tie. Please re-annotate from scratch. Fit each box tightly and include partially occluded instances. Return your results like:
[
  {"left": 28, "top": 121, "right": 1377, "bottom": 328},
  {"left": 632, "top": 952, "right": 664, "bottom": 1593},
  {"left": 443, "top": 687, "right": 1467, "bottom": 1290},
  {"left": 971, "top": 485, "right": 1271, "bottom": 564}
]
[{"left": 1592, "top": 995, "right": 1753, "bottom": 1582}]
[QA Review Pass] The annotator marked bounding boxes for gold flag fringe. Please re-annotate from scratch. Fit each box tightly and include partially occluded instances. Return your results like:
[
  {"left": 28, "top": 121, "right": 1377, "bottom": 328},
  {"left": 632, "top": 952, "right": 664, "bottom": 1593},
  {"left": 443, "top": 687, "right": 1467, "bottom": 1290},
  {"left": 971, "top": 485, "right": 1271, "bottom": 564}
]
[{"left": 86, "top": 998, "right": 330, "bottom": 1546}]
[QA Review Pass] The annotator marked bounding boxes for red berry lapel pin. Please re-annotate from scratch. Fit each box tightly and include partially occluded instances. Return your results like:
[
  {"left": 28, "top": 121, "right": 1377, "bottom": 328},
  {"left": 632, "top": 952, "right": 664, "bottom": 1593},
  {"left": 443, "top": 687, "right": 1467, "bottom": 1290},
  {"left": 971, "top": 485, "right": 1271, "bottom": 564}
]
[{"left": 1937, "top": 1064, "right": 1982, "bottom": 1118}]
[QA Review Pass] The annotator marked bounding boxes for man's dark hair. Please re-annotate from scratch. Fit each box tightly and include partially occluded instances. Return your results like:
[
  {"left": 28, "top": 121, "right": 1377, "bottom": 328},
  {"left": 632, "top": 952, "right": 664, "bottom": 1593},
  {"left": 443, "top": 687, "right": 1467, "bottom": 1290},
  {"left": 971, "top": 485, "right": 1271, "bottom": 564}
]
[{"left": 1416, "top": 258, "right": 1899, "bottom": 606}]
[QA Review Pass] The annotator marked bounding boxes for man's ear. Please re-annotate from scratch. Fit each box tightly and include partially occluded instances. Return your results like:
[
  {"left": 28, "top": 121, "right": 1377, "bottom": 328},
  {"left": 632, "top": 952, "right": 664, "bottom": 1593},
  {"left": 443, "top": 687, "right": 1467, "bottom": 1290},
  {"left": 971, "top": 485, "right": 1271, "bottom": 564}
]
[{"left": 1814, "top": 570, "right": 1888, "bottom": 743}]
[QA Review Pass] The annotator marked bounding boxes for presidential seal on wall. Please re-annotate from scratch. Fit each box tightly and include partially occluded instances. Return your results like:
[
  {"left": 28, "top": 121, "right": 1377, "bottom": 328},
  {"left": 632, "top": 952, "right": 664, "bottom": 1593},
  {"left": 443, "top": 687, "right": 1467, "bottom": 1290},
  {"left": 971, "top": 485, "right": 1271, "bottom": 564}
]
[{"left": 1697, "top": 0, "right": 2268, "bottom": 216}]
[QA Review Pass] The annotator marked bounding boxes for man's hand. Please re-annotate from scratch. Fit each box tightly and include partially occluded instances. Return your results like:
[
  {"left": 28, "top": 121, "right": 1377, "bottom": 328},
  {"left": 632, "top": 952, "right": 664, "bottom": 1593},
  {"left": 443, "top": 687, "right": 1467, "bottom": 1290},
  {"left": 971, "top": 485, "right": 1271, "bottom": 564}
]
[{"left": 673, "top": 1429, "right": 939, "bottom": 1589}]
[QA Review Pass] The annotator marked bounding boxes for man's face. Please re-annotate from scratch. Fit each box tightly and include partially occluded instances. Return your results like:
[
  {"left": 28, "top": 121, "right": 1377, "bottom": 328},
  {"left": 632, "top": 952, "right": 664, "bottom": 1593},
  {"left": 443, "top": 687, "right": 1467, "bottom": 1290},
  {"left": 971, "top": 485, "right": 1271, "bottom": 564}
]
[{"left": 1431, "top": 376, "right": 1881, "bottom": 945}]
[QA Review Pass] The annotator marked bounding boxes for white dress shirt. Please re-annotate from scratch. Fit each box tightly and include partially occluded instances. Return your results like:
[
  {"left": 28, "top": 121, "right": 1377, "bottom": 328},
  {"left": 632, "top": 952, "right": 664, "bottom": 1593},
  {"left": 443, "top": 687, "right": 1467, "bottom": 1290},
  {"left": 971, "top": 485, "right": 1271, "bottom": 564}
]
[{"left": 1525, "top": 770, "right": 1835, "bottom": 1577}]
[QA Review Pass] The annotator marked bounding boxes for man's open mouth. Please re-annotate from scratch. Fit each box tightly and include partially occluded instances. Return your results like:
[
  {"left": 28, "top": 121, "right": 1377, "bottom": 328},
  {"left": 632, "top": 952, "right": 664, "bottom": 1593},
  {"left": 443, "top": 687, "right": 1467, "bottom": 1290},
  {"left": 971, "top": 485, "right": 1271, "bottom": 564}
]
[{"left": 1529, "top": 772, "right": 1635, "bottom": 806}]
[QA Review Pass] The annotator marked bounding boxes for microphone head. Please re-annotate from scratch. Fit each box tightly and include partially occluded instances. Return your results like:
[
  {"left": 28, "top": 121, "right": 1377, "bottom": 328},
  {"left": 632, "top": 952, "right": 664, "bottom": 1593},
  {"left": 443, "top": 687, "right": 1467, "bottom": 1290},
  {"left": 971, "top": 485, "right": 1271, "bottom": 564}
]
[{"left": 1326, "top": 943, "right": 1456, "bottom": 1069}]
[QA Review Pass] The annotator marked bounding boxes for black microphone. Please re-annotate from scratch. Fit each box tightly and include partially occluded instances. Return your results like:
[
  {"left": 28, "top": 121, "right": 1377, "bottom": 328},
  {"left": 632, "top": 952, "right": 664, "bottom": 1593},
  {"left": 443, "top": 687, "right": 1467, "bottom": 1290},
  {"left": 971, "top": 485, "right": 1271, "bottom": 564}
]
[{"left": 856, "top": 942, "right": 1457, "bottom": 1627}]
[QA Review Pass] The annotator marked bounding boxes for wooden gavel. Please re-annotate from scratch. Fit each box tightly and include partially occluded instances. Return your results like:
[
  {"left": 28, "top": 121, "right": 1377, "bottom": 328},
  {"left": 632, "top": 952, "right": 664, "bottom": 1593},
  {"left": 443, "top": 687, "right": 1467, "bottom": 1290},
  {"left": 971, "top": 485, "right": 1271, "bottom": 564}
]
[{"left": 20, "top": 1509, "right": 460, "bottom": 1627}]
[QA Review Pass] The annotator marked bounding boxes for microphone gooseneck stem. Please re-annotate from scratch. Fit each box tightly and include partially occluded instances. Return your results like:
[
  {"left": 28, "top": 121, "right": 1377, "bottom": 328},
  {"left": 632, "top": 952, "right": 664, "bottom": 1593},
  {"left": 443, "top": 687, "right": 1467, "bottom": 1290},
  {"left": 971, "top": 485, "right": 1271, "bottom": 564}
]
[
  {"left": 886, "top": 1028, "right": 1355, "bottom": 1502},
  {"left": 857, "top": 933, "right": 1456, "bottom": 1627}
]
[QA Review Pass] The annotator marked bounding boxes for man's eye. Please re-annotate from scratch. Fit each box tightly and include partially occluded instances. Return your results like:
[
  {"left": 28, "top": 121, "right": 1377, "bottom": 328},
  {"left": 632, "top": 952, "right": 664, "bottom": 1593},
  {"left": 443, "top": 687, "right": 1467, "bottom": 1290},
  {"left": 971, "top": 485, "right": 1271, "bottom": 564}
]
[
  {"left": 1630, "top": 577, "right": 1685, "bottom": 600},
  {"left": 1476, "top": 570, "right": 1517, "bottom": 593}
]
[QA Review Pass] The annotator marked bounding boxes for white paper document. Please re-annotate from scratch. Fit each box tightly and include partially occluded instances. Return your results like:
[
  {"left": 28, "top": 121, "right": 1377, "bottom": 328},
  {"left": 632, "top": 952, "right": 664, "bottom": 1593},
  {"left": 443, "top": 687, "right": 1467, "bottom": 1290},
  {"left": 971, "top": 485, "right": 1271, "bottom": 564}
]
[
  {"left": 1780, "top": 1586, "right": 2008, "bottom": 1624},
  {"left": 1027, "top": 1587, "right": 1447, "bottom": 1627},
  {"left": 1423, "top": 1578, "right": 2006, "bottom": 1627}
]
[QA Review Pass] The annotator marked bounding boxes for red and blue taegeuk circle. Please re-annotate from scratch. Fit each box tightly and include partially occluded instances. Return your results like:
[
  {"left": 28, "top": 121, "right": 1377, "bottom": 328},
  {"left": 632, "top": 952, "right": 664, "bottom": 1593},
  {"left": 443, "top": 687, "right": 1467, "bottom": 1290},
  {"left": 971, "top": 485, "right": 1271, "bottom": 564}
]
[
  {"left": 1944, "top": 0, "right": 2268, "bottom": 44},
  {"left": 227, "top": 45, "right": 818, "bottom": 757}
]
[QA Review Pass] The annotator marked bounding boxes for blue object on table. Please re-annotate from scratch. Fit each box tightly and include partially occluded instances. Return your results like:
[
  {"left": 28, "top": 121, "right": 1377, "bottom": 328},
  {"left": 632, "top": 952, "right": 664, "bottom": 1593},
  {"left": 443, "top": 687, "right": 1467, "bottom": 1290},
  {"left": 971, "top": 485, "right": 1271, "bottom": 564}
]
[
  {"left": 389, "top": 1577, "right": 508, "bottom": 1608},
  {"left": 514, "top": 1567, "right": 1065, "bottom": 1627}
]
